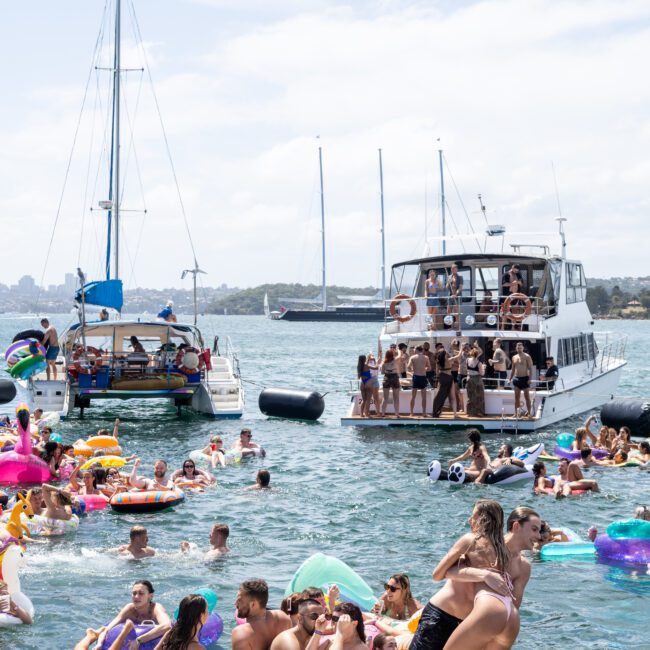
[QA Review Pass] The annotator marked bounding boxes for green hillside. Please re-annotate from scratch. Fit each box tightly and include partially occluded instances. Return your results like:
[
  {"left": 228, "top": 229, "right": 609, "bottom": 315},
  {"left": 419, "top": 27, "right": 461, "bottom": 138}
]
[{"left": 206, "top": 283, "right": 378, "bottom": 315}]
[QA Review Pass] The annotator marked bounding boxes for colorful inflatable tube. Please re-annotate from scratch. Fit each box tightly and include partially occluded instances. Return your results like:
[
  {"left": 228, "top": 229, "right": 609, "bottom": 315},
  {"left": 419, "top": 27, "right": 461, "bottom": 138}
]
[
  {"left": 553, "top": 445, "right": 609, "bottom": 460},
  {"left": 285, "top": 553, "right": 377, "bottom": 611},
  {"left": 109, "top": 489, "right": 185, "bottom": 514},
  {"left": 595, "top": 534, "right": 650, "bottom": 563},
  {"left": 540, "top": 528, "right": 595, "bottom": 559},
  {"left": 606, "top": 519, "right": 650, "bottom": 540}
]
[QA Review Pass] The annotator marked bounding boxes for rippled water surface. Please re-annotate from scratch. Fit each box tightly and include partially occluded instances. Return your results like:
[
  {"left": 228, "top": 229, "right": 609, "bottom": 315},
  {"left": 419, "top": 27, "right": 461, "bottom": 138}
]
[{"left": 1, "top": 315, "right": 648, "bottom": 649}]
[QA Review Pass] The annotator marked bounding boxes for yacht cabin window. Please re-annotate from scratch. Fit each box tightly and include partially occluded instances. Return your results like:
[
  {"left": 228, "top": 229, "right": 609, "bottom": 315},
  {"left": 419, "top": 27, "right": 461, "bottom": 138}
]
[{"left": 566, "top": 262, "right": 587, "bottom": 303}]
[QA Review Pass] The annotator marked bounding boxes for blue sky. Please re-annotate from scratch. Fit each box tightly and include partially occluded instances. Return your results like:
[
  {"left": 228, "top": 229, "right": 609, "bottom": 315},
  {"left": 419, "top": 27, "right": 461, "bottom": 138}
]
[{"left": 1, "top": 0, "right": 649, "bottom": 291}]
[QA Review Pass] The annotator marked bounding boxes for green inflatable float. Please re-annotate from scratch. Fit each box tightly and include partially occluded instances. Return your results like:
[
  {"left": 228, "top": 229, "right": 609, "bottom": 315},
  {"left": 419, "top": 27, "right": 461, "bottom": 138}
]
[{"left": 285, "top": 553, "right": 377, "bottom": 611}]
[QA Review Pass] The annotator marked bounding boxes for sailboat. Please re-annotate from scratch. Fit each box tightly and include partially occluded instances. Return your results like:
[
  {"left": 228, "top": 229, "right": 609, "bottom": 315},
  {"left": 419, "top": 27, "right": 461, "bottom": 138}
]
[
  {"left": 263, "top": 293, "right": 282, "bottom": 320},
  {"left": 277, "top": 147, "right": 387, "bottom": 322},
  {"left": 22, "top": 0, "right": 244, "bottom": 419}
]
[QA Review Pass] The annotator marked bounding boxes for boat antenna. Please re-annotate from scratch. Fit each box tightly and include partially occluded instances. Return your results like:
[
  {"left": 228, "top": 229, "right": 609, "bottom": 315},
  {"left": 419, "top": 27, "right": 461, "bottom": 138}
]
[
  {"left": 181, "top": 263, "right": 207, "bottom": 327},
  {"left": 378, "top": 148, "right": 386, "bottom": 301},
  {"left": 438, "top": 148, "right": 446, "bottom": 255},
  {"left": 318, "top": 143, "right": 327, "bottom": 312},
  {"left": 556, "top": 217, "right": 567, "bottom": 259}
]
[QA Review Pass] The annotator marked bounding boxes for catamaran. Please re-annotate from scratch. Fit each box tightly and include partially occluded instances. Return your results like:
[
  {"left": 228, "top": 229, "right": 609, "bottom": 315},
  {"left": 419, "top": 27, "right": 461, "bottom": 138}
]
[
  {"left": 22, "top": 1, "right": 243, "bottom": 419},
  {"left": 342, "top": 155, "right": 625, "bottom": 431}
]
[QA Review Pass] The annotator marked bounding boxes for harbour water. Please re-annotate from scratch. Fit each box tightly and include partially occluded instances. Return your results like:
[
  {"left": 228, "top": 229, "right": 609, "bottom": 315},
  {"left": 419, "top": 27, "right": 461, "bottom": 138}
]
[{"left": 0, "top": 315, "right": 648, "bottom": 649}]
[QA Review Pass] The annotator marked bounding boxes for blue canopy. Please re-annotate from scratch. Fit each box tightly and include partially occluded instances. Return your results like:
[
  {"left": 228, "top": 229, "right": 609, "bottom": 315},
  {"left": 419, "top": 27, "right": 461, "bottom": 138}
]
[{"left": 75, "top": 279, "right": 123, "bottom": 311}]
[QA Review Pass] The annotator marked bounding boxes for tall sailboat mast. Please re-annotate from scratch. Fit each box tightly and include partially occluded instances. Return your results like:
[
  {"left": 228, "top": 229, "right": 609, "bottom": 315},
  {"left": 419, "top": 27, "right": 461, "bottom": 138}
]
[
  {"left": 318, "top": 146, "right": 327, "bottom": 312},
  {"left": 113, "top": 0, "right": 121, "bottom": 281},
  {"left": 438, "top": 148, "right": 446, "bottom": 255},
  {"left": 378, "top": 148, "right": 386, "bottom": 300}
]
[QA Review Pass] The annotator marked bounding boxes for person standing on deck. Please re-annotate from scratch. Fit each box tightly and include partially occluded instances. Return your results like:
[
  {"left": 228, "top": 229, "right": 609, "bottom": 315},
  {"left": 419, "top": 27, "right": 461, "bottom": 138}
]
[
  {"left": 508, "top": 342, "right": 533, "bottom": 418},
  {"left": 407, "top": 346, "right": 431, "bottom": 417},
  {"left": 488, "top": 338, "right": 508, "bottom": 388},
  {"left": 41, "top": 318, "right": 59, "bottom": 380},
  {"left": 431, "top": 343, "right": 456, "bottom": 418}
]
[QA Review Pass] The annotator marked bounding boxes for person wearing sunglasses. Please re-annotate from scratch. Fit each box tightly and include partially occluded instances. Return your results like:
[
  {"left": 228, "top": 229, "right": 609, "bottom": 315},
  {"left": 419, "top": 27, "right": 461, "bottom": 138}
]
[
  {"left": 372, "top": 574, "right": 421, "bottom": 621},
  {"left": 329, "top": 603, "right": 366, "bottom": 650},
  {"left": 270, "top": 598, "right": 327, "bottom": 650},
  {"left": 232, "top": 428, "right": 266, "bottom": 458},
  {"left": 171, "top": 459, "right": 215, "bottom": 486}
]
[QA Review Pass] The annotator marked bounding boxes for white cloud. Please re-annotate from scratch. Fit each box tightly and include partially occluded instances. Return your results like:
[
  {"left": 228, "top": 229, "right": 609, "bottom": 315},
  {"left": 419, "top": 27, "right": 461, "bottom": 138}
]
[{"left": 1, "top": 0, "right": 649, "bottom": 291}]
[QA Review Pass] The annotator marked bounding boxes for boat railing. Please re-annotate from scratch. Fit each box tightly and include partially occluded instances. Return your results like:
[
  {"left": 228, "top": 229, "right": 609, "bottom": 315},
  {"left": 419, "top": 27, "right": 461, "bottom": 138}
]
[
  {"left": 596, "top": 335, "right": 627, "bottom": 373},
  {"left": 64, "top": 349, "right": 208, "bottom": 386},
  {"left": 383, "top": 294, "right": 552, "bottom": 333}
]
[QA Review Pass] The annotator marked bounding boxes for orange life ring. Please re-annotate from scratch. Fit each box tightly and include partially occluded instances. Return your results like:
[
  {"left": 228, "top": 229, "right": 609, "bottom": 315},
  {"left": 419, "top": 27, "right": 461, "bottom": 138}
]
[
  {"left": 72, "top": 346, "right": 103, "bottom": 374},
  {"left": 500, "top": 293, "right": 532, "bottom": 322},
  {"left": 175, "top": 346, "right": 205, "bottom": 375},
  {"left": 389, "top": 294, "right": 417, "bottom": 323}
]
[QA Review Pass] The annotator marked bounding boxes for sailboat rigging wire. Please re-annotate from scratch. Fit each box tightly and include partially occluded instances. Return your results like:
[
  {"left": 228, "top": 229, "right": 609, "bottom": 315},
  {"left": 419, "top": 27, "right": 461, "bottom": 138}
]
[
  {"left": 130, "top": 1, "right": 200, "bottom": 269},
  {"left": 443, "top": 153, "right": 482, "bottom": 252},
  {"left": 36, "top": 0, "right": 111, "bottom": 312}
]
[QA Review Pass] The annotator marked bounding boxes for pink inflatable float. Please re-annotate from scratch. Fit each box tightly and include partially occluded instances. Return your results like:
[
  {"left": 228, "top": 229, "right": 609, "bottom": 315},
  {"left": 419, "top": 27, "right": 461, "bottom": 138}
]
[{"left": 0, "top": 404, "right": 52, "bottom": 485}]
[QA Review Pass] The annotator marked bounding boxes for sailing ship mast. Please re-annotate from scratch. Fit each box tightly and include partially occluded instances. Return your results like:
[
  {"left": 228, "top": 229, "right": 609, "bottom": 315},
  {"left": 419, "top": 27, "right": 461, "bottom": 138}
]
[
  {"left": 105, "top": 0, "right": 122, "bottom": 287},
  {"left": 318, "top": 146, "right": 327, "bottom": 311},
  {"left": 378, "top": 149, "right": 386, "bottom": 301}
]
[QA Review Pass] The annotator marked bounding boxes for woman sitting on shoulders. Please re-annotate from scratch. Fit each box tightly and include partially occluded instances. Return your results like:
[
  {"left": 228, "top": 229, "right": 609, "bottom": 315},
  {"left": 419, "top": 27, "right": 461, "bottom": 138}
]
[{"left": 42, "top": 484, "right": 76, "bottom": 521}]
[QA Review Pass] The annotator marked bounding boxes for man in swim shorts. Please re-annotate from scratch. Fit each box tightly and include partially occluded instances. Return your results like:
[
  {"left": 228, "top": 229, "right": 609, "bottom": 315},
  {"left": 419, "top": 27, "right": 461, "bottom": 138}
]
[
  {"left": 508, "top": 342, "right": 533, "bottom": 418},
  {"left": 408, "top": 346, "right": 431, "bottom": 417},
  {"left": 112, "top": 525, "right": 156, "bottom": 559},
  {"left": 41, "top": 318, "right": 60, "bottom": 380},
  {"left": 270, "top": 598, "right": 326, "bottom": 650},
  {"left": 409, "top": 505, "right": 540, "bottom": 650},
  {"left": 129, "top": 458, "right": 174, "bottom": 491},
  {"left": 232, "top": 579, "right": 291, "bottom": 650},
  {"left": 560, "top": 456, "right": 600, "bottom": 493}
]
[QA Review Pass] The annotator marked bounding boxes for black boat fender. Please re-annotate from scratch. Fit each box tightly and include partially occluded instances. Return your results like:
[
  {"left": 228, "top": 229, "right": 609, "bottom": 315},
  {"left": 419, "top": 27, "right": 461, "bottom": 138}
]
[
  {"left": 258, "top": 388, "right": 325, "bottom": 421},
  {"left": 12, "top": 329, "right": 44, "bottom": 343},
  {"left": 0, "top": 379, "right": 17, "bottom": 405},
  {"left": 601, "top": 400, "right": 650, "bottom": 436}
]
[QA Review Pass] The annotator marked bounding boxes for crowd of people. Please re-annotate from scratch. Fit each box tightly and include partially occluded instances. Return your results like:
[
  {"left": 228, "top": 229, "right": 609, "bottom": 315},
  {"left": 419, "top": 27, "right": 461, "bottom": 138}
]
[{"left": 357, "top": 339, "right": 557, "bottom": 419}]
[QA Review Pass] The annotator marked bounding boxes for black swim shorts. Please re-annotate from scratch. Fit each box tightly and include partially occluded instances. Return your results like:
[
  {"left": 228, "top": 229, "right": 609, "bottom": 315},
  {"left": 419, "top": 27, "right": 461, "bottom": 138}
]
[
  {"left": 412, "top": 375, "right": 428, "bottom": 390},
  {"left": 513, "top": 376, "right": 530, "bottom": 390},
  {"left": 409, "top": 602, "right": 462, "bottom": 650}
]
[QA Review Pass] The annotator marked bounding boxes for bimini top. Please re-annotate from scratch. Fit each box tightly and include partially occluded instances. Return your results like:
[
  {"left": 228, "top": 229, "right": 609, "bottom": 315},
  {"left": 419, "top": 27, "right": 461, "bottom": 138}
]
[
  {"left": 392, "top": 252, "right": 557, "bottom": 269},
  {"left": 63, "top": 320, "right": 205, "bottom": 351}
]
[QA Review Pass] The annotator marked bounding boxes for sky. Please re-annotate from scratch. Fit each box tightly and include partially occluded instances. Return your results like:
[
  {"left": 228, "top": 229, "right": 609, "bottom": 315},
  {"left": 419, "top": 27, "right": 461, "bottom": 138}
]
[{"left": 0, "top": 0, "right": 648, "bottom": 292}]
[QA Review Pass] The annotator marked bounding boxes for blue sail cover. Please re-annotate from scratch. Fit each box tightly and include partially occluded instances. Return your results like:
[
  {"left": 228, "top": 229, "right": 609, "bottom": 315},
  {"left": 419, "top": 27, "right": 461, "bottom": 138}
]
[{"left": 75, "top": 279, "right": 123, "bottom": 311}]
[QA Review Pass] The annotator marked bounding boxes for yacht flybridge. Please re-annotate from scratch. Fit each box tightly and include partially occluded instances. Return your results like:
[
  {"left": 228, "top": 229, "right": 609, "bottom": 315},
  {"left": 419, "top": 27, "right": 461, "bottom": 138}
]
[{"left": 342, "top": 222, "right": 626, "bottom": 431}]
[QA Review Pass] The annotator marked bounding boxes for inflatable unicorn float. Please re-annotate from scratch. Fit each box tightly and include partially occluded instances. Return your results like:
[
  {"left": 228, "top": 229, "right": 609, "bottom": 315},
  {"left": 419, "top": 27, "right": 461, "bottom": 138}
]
[
  {"left": 0, "top": 492, "right": 35, "bottom": 626},
  {"left": 0, "top": 404, "right": 52, "bottom": 486}
]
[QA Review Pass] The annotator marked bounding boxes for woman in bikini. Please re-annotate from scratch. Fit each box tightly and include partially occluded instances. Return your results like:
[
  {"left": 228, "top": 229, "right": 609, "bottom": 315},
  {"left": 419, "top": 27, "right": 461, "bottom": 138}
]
[
  {"left": 96, "top": 580, "right": 171, "bottom": 649},
  {"left": 440, "top": 500, "right": 514, "bottom": 650},
  {"left": 447, "top": 429, "right": 490, "bottom": 482}
]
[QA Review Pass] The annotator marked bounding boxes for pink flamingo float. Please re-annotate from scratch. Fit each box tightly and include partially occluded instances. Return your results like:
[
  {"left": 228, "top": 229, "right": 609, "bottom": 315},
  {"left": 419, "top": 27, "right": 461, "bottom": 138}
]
[{"left": 0, "top": 404, "right": 52, "bottom": 485}]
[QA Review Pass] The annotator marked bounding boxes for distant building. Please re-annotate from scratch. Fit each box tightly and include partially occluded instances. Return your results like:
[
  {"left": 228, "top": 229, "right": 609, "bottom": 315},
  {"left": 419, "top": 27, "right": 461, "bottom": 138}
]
[
  {"left": 64, "top": 273, "right": 76, "bottom": 295},
  {"left": 18, "top": 275, "right": 37, "bottom": 294}
]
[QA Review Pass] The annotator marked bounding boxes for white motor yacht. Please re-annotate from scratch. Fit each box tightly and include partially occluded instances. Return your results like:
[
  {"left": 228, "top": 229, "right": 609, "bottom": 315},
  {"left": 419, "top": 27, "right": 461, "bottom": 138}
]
[{"left": 342, "top": 221, "right": 626, "bottom": 431}]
